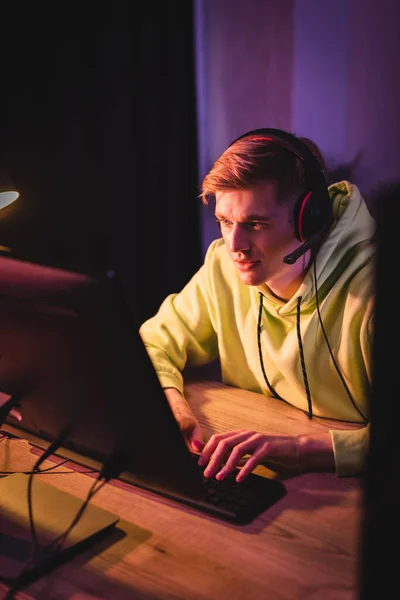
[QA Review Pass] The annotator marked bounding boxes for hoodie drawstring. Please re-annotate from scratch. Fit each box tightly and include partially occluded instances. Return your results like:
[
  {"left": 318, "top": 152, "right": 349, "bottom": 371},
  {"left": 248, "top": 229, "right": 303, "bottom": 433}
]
[
  {"left": 296, "top": 296, "right": 313, "bottom": 419},
  {"left": 257, "top": 292, "right": 313, "bottom": 419}
]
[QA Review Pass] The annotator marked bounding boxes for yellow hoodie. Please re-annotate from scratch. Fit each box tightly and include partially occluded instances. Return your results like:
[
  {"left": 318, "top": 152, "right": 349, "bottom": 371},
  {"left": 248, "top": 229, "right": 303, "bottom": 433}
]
[{"left": 140, "top": 181, "right": 375, "bottom": 476}]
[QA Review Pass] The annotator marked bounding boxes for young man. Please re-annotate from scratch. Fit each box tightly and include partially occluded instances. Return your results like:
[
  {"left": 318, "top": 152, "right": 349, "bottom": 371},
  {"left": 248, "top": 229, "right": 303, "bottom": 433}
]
[{"left": 139, "top": 128, "right": 375, "bottom": 482}]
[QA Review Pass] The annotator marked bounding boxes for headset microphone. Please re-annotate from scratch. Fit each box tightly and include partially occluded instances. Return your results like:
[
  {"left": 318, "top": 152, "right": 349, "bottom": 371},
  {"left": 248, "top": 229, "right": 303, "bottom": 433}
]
[
  {"left": 230, "top": 128, "right": 334, "bottom": 265},
  {"left": 282, "top": 228, "right": 328, "bottom": 264},
  {"left": 230, "top": 128, "right": 365, "bottom": 422}
]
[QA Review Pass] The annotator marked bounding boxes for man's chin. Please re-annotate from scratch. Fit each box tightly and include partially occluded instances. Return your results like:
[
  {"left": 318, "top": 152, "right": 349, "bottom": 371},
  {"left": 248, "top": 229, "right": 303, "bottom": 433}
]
[{"left": 237, "top": 270, "right": 265, "bottom": 287}]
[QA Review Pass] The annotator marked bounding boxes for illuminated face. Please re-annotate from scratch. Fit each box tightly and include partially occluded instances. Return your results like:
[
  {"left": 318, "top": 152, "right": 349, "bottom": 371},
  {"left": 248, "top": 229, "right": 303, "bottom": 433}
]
[{"left": 215, "top": 181, "right": 304, "bottom": 288}]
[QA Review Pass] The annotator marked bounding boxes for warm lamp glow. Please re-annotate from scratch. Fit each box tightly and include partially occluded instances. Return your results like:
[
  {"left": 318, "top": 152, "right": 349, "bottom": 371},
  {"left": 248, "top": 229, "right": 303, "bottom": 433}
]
[
  {"left": 0, "top": 190, "right": 19, "bottom": 209},
  {"left": 0, "top": 170, "right": 19, "bottom": 254},
  {"left": 0, "top": 169, "right": 19, "bottom": 210}
]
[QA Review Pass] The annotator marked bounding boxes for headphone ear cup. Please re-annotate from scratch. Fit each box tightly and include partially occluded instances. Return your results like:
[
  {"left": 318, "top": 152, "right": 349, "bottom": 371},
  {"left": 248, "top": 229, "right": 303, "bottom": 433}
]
[
  {"left": 229, "top": 127, "right": 334, "bottom": 243},
  {"left": 293, "top": 191, "right": 327, "bottom": 241}
]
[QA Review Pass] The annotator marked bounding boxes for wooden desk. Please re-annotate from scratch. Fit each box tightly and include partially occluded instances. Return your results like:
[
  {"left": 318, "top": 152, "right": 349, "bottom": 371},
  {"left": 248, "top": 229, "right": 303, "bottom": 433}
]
[{"left": 0, "top": 381, "right": 364, "bottom": 600}]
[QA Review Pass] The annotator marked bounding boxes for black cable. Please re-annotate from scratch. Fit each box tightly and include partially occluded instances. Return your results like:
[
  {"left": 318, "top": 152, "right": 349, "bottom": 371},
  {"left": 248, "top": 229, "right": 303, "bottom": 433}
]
[
  {"left": 1, "top": 431, "right": 67, "bottom": 586},
  {"left": 27, "top": 433, "right": 70, "bottom": 566},
  {"left": 4, "top": 474, "right": 107, "bottom": 598},
  {"left": 0, "top": 433, "right": 108, "bottom": 597},
  {"left": 257, "top": 292, "right": 285, "bottom": 401},
  {"left": 38, "top": 476, "right": 107, "bottom": 555},
  {"left": 257, "top": 258, "right": 369, "bottom": 424},
  {"left": 2, "top": 479, "right": 106, "bottom": 599},
  {"left": 312, "top": 259, "right": 369, "bottom": 423},
  {"left": 0, "top": 431, "right": 68, "bottom": 596},
  {"left": 0, "top": 464, "right": 98, "bottom": 475},
  {"left": 296, "top": 296, "right": 313, "bottom": 419},
  {"left": 258, "top": 291, "right": 314, "bottom": 417}
]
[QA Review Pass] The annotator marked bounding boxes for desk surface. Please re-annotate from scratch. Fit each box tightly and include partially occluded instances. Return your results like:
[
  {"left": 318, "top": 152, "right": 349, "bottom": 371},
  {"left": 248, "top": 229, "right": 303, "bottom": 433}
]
[{"left": 0, "top": 381, "right": 364, "bottom": 600}]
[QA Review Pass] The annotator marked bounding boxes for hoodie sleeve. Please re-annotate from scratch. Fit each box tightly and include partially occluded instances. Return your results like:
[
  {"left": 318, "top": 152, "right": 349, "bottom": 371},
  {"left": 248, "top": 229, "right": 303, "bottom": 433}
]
[
  {"left": 330, "top": 303, "right": 373, "bottom": 476},
  {"left": 139, "top": 241, "right": 220, "bottom": 394},
  {"left": 330, "top": 424, "right": 370, "bottom": 476}
]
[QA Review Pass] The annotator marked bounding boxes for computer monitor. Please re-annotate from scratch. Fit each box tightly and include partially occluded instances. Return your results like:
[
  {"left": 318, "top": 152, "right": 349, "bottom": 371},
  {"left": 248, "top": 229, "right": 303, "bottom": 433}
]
[
  {"left": 0, "top": 254, "right": 204, "bottom": 493},
  {"left": 0, "top": 253, "right": 286, "bottom": 525}
]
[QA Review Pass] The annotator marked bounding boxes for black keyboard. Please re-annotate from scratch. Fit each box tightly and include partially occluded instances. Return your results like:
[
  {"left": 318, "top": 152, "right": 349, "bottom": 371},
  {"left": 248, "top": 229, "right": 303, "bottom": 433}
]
[{"left": 193, "top": 454, "right": 287, "bottom": 525}]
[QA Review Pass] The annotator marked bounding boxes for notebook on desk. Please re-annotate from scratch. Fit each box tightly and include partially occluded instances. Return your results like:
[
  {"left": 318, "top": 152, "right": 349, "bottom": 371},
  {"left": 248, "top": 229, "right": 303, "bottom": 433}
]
[
  {"left": 0, "top": 254, "right": 286, "bottom": 525},
  {"left": 0, "top": 472, "right": 120, "bottom": 584}
]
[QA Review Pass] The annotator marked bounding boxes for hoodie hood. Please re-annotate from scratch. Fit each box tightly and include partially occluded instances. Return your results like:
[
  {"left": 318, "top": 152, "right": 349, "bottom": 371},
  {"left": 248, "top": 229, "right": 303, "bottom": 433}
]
[
  {"left": 259, "top": 181, "right": 376, "bottom": 315},
  {"left": 140, "top": 181, "right": 374, "bottom": 475}
]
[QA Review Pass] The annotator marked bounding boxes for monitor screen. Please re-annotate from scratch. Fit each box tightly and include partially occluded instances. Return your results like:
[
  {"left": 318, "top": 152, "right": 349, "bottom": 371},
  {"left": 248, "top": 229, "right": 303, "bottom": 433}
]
[{"left": 0, "top": 254, "right": 204, "bottom": 497}]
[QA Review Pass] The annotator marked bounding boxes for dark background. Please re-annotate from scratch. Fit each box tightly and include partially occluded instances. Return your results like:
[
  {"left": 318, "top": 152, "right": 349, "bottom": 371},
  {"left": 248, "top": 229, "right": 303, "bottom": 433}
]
[
  {"left": 0, "top": 2, "right": 202, "bottom": 323},
  {"left": 0, "top": 2, "right": 399, "bottom": 596}
]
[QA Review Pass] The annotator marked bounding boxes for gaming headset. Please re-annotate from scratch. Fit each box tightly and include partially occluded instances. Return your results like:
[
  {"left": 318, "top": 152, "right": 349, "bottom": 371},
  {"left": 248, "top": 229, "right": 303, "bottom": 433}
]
[
  {"left": 229, "top": 128, "right": 334, "bottom": 265},
  {"left": 231, "top": 129, "right": 368, "bottom": 424}
]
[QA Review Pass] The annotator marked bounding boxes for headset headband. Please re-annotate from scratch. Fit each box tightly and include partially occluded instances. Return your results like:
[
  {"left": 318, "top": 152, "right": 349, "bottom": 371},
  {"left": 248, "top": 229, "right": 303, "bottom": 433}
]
[
  {"left": 229, "top": 127, "right": 333, "bottom": 263},
  {"left": 229, "top": 127, "right": 327, "bottom": 192}
]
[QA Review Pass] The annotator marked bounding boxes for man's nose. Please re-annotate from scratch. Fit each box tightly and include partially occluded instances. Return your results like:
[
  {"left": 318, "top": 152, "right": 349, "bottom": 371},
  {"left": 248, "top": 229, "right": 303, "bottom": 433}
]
[{"left": 229, "top": 224, "right": 250, "bottom": 253}]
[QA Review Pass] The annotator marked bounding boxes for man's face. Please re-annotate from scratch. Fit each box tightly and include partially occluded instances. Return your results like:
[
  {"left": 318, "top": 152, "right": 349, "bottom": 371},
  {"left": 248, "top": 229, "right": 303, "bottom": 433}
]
[{"left": 215, "top": 181, "right": 302, "bottom": 287}]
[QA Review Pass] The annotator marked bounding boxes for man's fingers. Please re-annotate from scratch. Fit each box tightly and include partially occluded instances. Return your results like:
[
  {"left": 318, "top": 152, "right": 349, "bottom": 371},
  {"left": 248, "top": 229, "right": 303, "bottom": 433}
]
[
  {"left": 201, "top": 431, "right": 252, "bottom": 477},
  {"left": 9, "top": 408, "right": 22, "bottom": 421},
  {"left": 235, "top": 452, "right": 265, "bottom": 482},
  {"left": 198, "top": 430, "right": 246, "bottom": 463},
  {"left": 179, "top": 417, "right": 204, "bottom": 452}
]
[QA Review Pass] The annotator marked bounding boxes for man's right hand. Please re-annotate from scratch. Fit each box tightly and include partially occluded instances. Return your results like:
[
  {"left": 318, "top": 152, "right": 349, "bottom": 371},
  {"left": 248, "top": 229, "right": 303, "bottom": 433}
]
[{"left": 164, "top": 387, "right": 204, "bottom": 452}]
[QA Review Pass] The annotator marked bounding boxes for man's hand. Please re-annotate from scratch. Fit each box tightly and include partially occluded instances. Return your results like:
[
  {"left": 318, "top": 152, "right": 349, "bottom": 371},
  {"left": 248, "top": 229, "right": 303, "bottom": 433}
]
[
  {"left": 164, "top": 387, "right": 204, "bottom": 452},
  {"left": 0, "top": 392, "right": 22, "bottom": 424},
  {"left": 197, "top": 429, "right": 335, "bottom": 481}
]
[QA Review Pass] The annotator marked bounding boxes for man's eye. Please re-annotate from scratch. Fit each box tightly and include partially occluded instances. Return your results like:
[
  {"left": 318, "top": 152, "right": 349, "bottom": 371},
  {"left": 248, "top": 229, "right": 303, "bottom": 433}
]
[
  {"left": 216, "top": 218, "right": 231, "bottom": 227},
  {"left": 246, "top": 221, "right": 265, "bottom": 230}
]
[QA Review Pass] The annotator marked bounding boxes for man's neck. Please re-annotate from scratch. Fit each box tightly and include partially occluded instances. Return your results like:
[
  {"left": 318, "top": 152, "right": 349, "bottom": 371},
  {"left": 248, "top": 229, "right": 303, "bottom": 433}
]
[{"left": 266, "top": 249, "right": 313, "bottom": 301}]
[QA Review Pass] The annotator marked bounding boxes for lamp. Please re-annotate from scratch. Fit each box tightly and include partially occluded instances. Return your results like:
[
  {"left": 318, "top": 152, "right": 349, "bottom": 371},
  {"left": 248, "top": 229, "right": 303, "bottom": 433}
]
[
  {"left": 0, "top": 169, "right": 19, "bottom": 254},
  {"left": 0, "top": 168, "right": 19, "bottom": 209}
]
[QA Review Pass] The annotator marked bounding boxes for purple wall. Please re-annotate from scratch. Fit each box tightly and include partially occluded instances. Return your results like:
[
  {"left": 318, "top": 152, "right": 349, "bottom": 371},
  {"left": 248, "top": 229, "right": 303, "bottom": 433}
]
[
  {"left": 291, "top": 0, "right": 350, "bottom": 164},
  {"left": 195, "top": 0, "right": 294, "bottom": 253},
  {"left": 347, "top": 0, "right": 400, "bottom": 197},
  {"left": 195, "top": 0, "right": 400, "bottom": 253}
]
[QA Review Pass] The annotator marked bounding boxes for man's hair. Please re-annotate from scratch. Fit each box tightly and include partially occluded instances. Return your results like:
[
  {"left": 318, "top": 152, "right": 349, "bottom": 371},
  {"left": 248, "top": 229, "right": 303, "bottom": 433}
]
[{"left": 200, "top": 134, "right": 327, "bottom": 206}]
